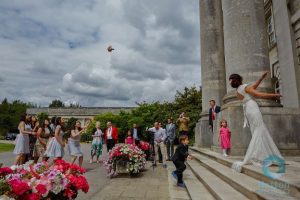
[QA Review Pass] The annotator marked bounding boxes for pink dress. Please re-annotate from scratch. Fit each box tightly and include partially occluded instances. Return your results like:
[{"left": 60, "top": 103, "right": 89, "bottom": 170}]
[
  {"left": 125, "top": 136, "right": 134, "bottom": 145},
  {"left": 220, "top": 127, "right": 231, "bottom": 149}
]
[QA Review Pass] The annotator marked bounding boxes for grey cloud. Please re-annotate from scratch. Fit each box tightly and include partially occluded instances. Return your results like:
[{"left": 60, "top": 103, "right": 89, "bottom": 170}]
[
  {"left": 110, "top": 52, "right": 168, "bottom": 81},
  {"left": 30, "top": 61, "right": 58, "bottom": 75},
  {"left": 0, "top": 0, "right": 200, "bottom": 106}
]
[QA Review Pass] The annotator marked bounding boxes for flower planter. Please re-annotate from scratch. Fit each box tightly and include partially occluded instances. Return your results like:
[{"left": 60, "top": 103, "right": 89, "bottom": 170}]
[
  {"left": 116, "top": 161, "right": 129, "bottom": 174},
  {"left": 104, "top": 144, "right": 147, "bottom": 178}
]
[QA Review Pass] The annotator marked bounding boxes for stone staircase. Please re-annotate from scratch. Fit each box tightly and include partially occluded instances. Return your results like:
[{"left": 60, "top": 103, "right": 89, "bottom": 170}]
[{"left": 183, "top": 147, "right": 300, "bottom": 200}]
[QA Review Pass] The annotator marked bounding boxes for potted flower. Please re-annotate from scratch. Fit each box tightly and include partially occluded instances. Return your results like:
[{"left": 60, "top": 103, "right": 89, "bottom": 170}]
[{"left": 104, "top": 144, "right": 146, "bottom": 178}]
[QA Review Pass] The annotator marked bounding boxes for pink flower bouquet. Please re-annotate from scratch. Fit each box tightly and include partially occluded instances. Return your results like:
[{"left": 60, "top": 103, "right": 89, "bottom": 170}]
[{"left": 0, "top": 160, "right": 89, "bottom": 200}]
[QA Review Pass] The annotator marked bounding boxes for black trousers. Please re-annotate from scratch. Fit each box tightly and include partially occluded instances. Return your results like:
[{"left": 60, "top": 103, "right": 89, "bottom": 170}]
[
  {"left": 107, "top": 139, "right": 115, "bottom": 152},
  {"left": 173, "top": 160, "right": 186, "bottom": 184}
]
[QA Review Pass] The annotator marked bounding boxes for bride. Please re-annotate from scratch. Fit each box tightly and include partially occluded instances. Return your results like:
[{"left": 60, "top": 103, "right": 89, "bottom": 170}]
[{"left": 229, "top": 72, "right": 284, "bottom": 172}]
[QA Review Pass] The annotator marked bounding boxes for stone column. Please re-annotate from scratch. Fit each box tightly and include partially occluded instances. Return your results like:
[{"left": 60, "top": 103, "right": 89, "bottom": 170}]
[
  {"left": 222, "top": 0, "right": 275, "bottom": 105},
  {"left": 195, "top": 0, "right": 226, "bottom": 148},
  {"left": 272, "top": 0, "right": 300, "bottom": 108}
]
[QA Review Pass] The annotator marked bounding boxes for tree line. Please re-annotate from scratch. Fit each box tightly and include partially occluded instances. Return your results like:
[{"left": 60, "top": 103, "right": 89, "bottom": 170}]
[
  {"left": 84, "top": 86, "right": 202, "bottom": 143},
  {"left": 0, "top": 86, "right": 202, "bottom": 143}
]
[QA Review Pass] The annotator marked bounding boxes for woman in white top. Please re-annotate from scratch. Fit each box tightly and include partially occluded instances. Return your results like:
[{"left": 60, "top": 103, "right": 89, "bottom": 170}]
[
  {"left": 44, "top": 117, "right": 65, "bottom": 159},
  {"left": 68, "top": 121, "right": 88, "bottom": 167},
  {"left": 90, "top": 121, "right": 103, "bottom": 163},
  {"left": 14, "top": 114, "right": 36, "bottom": 165},
  {"left": 229, "top": 72, "right": 283, "bottom": 172}
]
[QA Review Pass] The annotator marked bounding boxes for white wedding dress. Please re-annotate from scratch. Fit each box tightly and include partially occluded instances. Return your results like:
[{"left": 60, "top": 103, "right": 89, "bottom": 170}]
[{"left": 232, "top": 84, "right": 284, "bottom": 172}]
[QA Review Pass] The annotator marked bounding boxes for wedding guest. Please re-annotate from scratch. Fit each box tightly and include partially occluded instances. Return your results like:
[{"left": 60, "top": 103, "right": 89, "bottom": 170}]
[
  {"left": 171, "top": 135, "right": 193, "bottom": 188},
  {"left": 44, "top": 117, "right": 65, "bottom": 159},
  {"left": 26, "top": 115, "right": 38, "bottom": 161},
  {"left": 68, "top": 121, "right": 88, "bottom": 167},
  {"left": 125, "top": 130, "right": 135, "bottom": 145},
  {"left": 158, "top": 122, "right": 164, "bottom": 163},
  {"left": 49, "top": 117, "right": 56, "bottom": 136},
  {"left": 176, "top": 112, "right": 190, "bottom": 136},
  {"left": 165, "top": 118, "right": 176, "bottom": 161},
  {"left": 33, "top": 118, "right": 51, "bottom": 163},
  {"left": 104, "top": 121, "right": 118, "bottom": 152},
  {"left": 90, "top": 121, "right": 103, "bottom": 163},
  {"left": 218, "top": 119, "right": 231, "bottom": 157},
  {"left": 14, "top": 114, "right": 35, "bottom": 165},
  {"left": 131, "top": 124, "right": 141, "bottom": 145},
  {"left": 148, "top": 122, "right": 167, "bottom": 168},
  {"left": 209, "top": 100, "right": 221, "bottom": 132}
]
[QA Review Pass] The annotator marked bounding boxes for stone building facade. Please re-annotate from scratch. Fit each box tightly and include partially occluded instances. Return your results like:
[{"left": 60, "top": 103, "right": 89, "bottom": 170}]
[
  {"left": 195, "top": 0, "right": 300, "bottom": 156},
  {"left": 27, "top": 107, "right": 135, "bottom": 125}
]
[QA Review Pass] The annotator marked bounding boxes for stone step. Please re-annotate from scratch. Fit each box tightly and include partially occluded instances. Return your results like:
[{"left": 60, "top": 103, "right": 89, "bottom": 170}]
[
  {"left": 167, "top": 163, "right": 191, "bottom": 200},
  {"left": 187, "top": 159, "right": 249, "bottom": 200},
  {"left": 190, "top": 152, "right": 298, "bottom": 200},
  {"left": 190, "top": 146, "right": 300, "bottom": 198},
  {"left": 184, "top": 165, "right": 216, "bottom": 200}
]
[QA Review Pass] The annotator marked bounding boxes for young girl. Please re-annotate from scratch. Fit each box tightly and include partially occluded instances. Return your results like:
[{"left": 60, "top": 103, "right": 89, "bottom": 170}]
[
  {"left": 44, "top": 117, "right": 65, "bottom": 159},
  {"left": 33, "top": 118, "right": 51, "bottom": 163},
  {"left": 68, "top": 121, "right": 88, "bottom": 167},
  {"left": 125, "top": 130, "right": 135, "bottom": 145},
  {"left": 218, "top": 119, "right": 231, "bottom": 157},
  {"left": 90, "top": 121, "right": 103, "bottom": 164},
  {"left": 14, "top": 115, "right": 36, "bottom": 165}
]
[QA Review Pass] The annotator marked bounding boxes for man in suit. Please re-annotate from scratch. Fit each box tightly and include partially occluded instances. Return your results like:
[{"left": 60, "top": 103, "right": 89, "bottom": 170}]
[
  {"left": 165, "top": 118, "right": 176, "bottom": 161},
  {"left": 131, "top": 123, "right": 141, "bottom": 145},
  {"left": 104, "top": 121, "right": 118, "bottom": 152},
  {"left": 208, "top": 99, "right": 221, "bottom": 132}
]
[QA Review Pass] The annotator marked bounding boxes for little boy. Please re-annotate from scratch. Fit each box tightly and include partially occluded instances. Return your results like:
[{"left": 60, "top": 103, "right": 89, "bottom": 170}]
[{"left": 171, "top": 135, "right": 193, "bottom": 187}]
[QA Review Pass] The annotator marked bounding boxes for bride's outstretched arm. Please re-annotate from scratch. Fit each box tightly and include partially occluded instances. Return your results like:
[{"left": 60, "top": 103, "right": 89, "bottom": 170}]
[
  {"left": 252, "top": 71, "right": 268, "bottom": 89},
  {"left": 245, "top": 87, "right": 281, "bottom": 100}
]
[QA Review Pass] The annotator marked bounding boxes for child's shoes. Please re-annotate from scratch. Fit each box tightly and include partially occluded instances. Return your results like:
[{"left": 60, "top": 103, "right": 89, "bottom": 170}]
[
  {"left": 177, "top": 183, "right": 186, "bottom": 188},
  {"left": 171, "top": 171, "right": 177, "bottom": 180}
]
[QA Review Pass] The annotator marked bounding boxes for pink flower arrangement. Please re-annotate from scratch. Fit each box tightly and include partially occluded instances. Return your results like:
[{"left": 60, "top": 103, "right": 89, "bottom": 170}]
[
  {"left": 104, "top": 144, "right": 146, "bottom": 178},
  {"left": 138, "top": 141, "right": 150, "bottom": 151},
  {"left": 0, "top": 160, "right": 89, "bottom": 199}
]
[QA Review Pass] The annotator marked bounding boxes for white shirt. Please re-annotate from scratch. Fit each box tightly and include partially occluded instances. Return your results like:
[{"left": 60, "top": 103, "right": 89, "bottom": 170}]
[
  {"left": 133, "top": 128, "right": 138, "bottom": 140},
  {"left": 107, "top": 127, "right": 112, "bottom": 139},
  {"left": 148, "top": 127, "right": 166, "bottom": 143}
]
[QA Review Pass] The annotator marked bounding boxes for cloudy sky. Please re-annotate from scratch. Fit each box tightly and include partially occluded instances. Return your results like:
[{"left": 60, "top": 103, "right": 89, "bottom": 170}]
[{"left": 0, "top": 0, "right": 200, "bottom": 107}]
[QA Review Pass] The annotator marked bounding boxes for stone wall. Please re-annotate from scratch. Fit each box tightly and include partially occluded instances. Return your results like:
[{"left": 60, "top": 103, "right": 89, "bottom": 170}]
[{"left": 27, "top": 107, "right": 135, "bottom": 117}]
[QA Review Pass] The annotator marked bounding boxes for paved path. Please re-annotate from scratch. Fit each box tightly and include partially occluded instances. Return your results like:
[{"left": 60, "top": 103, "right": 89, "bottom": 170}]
[{"left": 0, "top": 142, "right": 177, "bottom": 200}]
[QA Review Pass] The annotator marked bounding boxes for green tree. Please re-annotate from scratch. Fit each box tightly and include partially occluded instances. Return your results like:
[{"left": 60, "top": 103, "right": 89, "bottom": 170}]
[
  {"left": 87, "top": 86, "right": 202, "bottom": 144},
  {"left": 0, "top": 98, "right": 36, "bottom": 136},
  {"left": 49, "top": 99, "right": 65, "bottom": 108}
]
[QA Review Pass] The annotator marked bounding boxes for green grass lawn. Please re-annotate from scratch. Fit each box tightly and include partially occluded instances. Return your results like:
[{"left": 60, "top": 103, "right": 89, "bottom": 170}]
[{"left": 0, "top": 143, "right": 15, "bottom": 153}]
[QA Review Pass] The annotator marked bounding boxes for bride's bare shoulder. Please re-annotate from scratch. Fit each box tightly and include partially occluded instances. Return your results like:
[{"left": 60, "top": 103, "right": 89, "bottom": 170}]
[{"left": 236, "top": 92, "right": 244, "bottom": 100}]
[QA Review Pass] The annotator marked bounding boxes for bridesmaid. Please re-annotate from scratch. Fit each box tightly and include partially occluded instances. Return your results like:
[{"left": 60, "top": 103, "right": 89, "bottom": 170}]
[
  {"left": 13, "top": 114, "right": 36, "bottom": 165},
  {"left": 90, "top": 121, "right": 103, "bottom": 163},
  {"left": 44, "top": 117, "right": 65, "bottom": 159},
  {"left": 27, "top": 116, "right": 39, "bottom": 161},
  {"left": 68, "top": 121, "right": 89, "bottom": 167},
  {"left": 33, "top": 118, "right": 51, "bottom": 163}
]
